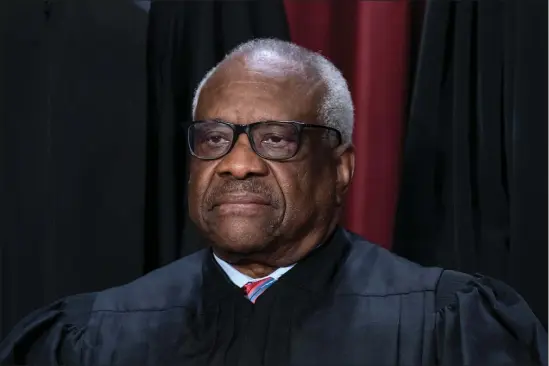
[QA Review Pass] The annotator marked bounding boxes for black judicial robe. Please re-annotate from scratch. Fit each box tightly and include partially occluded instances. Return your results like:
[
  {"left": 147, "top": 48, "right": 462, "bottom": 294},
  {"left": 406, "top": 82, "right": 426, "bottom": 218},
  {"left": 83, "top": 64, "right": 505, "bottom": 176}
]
[{"left": 1, "top": 228, "right": 546, "bottom": 366}]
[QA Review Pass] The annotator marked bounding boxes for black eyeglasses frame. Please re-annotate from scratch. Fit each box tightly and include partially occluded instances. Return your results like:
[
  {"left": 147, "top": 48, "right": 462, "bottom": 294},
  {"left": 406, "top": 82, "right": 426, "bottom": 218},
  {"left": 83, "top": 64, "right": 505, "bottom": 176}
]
[{"left": 186, "top": 120, "right": 343, "bottom": 161}]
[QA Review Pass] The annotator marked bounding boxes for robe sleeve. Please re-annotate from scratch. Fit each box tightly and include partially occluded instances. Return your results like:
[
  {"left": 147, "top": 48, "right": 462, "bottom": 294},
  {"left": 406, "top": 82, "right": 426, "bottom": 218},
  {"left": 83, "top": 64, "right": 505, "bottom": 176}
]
[
  {"left": 434, "top": 271, "right": 547, "bottom": 366},
  {"left": 0, "top": 292, "right": 96, "bottom": 366}
]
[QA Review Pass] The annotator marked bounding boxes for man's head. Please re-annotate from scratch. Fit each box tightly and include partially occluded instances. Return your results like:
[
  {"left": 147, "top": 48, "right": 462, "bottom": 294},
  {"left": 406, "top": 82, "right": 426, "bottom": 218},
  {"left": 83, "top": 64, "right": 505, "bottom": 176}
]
[{"left": 188, "top": 39, "right": 355, "bottom": 267}]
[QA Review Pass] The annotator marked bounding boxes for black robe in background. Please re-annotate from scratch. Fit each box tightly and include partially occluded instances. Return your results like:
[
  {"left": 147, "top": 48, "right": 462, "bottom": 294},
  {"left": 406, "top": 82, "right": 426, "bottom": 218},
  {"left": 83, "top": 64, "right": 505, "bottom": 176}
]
[{"left": 0, "top": 228, "right": 546, "bottom": 366}]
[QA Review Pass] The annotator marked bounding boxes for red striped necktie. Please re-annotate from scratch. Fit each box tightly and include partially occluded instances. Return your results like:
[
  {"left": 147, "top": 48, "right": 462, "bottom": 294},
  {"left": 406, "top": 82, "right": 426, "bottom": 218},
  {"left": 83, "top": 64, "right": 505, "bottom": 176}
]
[{"left": 242, "top": 277, "right": 275, "bottom": 303}]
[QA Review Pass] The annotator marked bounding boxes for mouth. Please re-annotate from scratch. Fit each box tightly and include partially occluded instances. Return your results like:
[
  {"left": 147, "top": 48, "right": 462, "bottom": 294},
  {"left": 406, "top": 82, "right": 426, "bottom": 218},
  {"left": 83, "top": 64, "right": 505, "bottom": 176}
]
[
  {"left": 211, "top": 194, "right": 271, "bottom": 215},
  {"left": 213, "top": 193, "right": 271, "bottom": 206}
]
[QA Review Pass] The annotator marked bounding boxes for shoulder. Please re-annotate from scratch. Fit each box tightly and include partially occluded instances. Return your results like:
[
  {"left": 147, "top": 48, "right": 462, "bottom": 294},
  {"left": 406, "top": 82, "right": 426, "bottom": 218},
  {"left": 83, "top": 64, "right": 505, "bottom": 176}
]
[
  {"left": 338, "top": 229, "right": 444, "bottom": 296},
  {"left": 0, "top": 292, "right": 97, "bottom": 364},
  {"left": 433, "top": 272, "right": 547, "bottom": 364},
  {"left": 92, "top": 249, "right": 210, "bottom": 312},
  {"left": 0, "top": 251, "right": 210, "bottom": 364},
  {"left": 340, "top": 230, "right": 524, "bottom": 307},
  {"left": 433, "top": 269, "right": 475, "bottom": 310},
  {"left": 434, "top": 270, "right": 540, "bottom": 315}
]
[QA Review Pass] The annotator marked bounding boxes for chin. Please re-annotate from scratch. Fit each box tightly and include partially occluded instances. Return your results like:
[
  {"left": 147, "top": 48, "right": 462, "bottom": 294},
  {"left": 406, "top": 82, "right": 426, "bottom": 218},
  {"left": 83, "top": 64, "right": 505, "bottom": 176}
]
[{"left": 208, "top": 220, "right": 275, "bottom": 254}]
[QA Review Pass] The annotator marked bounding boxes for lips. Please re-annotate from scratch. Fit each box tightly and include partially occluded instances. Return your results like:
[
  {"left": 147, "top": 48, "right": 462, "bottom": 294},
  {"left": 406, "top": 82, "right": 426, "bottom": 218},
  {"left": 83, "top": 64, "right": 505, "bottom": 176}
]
[
  {"left": 212, "top": 193, "right": 271, "bottom": 207},
  {"left": 211, "top": 194, "right": 272, "bottom": 216}
]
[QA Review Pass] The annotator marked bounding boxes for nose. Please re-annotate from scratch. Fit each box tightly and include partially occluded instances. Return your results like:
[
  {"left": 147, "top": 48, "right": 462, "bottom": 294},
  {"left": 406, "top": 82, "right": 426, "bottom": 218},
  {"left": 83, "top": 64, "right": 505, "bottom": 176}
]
[{"left": 215, "top": 134, "right": 269, "bottom": 179}]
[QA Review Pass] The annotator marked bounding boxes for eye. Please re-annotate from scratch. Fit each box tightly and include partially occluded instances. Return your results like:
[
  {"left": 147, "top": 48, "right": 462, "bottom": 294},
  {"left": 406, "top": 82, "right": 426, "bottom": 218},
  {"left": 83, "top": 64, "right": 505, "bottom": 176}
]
[
  {"left": 207, "top": 134, "right": 228, "bottom": 144},
  {"left": 264, "top": 135, "right": 283, "bottom": 144},
  {"left": 201, "top": 132, "right": 231, "bottom": 146},
  {"left": 261, "top": 134, "right": 296, "bottom": 147}
]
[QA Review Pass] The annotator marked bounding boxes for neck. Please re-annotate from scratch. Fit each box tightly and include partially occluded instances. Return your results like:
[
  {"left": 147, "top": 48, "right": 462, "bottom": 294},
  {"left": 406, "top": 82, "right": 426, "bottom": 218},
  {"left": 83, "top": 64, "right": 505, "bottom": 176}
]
[
  {"left": 233, "top": 262, "right": 278, "bottom": 279},
  {"left": 213, "top": 222, "right": 338, "bottom": 279}
]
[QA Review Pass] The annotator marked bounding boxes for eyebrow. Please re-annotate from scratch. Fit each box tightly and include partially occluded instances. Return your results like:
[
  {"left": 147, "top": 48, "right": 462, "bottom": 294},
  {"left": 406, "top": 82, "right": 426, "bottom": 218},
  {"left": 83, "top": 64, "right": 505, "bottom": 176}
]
[{"left": 203, "top": 117, "right": 294, "bottom": 123}]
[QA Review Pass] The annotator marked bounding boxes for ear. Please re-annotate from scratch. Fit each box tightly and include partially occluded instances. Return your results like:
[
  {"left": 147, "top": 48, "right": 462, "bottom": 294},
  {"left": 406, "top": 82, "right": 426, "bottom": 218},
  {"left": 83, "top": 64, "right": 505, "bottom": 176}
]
[{"left": 335, "top": 144, "right": 355, "bottom": 206}]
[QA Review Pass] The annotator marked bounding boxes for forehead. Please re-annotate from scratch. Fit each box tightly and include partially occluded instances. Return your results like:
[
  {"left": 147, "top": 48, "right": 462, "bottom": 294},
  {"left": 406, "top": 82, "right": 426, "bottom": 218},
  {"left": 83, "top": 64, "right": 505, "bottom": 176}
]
[{"left": 195, "top": 57, "right": 324, "bottom": 124}]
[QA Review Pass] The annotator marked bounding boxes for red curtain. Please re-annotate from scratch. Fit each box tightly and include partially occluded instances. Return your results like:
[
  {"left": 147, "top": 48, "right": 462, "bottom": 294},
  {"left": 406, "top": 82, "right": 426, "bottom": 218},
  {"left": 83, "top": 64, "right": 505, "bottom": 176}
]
[{"left": 284, "top": 0, "right": 411, "bottom": 249}]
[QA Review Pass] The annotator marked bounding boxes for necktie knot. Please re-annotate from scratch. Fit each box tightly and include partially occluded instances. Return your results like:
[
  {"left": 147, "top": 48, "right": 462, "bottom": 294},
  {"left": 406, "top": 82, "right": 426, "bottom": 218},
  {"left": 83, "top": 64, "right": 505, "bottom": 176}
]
[{"left": 243, "top": 277, "right": 275, "bottom": 303}]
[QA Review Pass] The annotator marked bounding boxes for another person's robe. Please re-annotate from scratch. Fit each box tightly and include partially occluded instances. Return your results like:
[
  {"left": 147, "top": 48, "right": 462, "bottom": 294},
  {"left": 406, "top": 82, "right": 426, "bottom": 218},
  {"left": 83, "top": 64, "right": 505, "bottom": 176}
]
[{"left": 1, "top": 228, "right": 546, "bottom": 365}]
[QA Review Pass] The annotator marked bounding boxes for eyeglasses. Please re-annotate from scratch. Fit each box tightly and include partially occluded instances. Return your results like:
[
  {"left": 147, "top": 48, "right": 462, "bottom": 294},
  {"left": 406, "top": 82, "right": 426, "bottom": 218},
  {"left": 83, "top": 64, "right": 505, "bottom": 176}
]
[{"left": 187, "top": 120, "right": 342, "bottom": 161}]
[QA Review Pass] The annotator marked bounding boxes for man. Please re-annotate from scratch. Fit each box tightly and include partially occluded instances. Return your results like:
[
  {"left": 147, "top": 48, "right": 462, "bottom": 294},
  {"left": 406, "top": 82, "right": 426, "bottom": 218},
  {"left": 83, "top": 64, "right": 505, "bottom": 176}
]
[{"left": 1, "top": 39, "right": 546, "bottom": 366}]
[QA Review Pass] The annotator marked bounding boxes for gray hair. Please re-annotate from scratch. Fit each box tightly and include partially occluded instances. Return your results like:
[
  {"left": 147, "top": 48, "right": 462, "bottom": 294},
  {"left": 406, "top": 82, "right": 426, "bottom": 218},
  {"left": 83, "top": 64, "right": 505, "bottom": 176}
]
[{"left": 192, "top": 39, "right": 354, "bottom": 146}]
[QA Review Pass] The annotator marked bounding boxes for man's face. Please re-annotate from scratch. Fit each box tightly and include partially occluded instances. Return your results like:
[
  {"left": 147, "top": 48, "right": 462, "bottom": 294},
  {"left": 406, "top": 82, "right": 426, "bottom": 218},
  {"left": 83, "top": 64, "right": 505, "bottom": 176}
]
[{"left": 188, "top": 57, "right": 353, "bottom": 258}]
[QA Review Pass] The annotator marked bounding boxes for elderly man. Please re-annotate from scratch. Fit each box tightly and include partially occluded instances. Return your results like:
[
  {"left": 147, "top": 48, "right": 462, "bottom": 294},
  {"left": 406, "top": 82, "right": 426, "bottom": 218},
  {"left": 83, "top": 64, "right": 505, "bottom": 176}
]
[{"left": 1, "top": 39, "right": 546, "bottom": 366}]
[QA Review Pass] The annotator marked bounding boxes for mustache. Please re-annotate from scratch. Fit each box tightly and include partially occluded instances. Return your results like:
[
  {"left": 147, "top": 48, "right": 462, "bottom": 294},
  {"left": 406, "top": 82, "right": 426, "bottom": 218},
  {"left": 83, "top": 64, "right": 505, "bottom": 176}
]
[{"left": 205, "top": 179, "right": 279, "bottom": 209}]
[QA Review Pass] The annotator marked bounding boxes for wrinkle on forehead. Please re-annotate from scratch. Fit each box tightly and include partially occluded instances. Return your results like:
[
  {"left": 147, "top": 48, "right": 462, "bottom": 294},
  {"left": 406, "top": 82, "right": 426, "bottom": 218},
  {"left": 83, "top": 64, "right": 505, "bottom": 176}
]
[
  {"left": 204, "top": 65, "right": 323, "bottom": 101},
  {"left": 196, "top": 53, "right": 327, "bottom": 123},
  {"left": 205, "top": 80, "right": 281, "bottom": 96}
]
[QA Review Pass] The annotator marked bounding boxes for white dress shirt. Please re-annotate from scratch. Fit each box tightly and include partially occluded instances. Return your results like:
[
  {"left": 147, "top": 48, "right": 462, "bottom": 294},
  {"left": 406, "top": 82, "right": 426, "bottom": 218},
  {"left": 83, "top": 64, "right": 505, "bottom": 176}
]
[{"left": 213, "top": 253, "right": 295, "bottom": 288}]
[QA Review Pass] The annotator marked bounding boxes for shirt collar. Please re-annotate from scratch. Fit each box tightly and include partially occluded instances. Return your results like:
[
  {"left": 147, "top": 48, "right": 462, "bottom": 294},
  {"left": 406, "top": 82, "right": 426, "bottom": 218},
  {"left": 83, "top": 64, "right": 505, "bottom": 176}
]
[{"left": 213, "top": 253, "right": 296, "bottom": 288}]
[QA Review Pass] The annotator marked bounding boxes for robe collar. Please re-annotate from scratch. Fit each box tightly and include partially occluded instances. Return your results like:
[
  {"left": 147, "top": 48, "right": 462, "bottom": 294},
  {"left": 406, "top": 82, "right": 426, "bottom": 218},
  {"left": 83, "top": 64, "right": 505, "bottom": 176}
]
[{"left": 201, "top": 226, "right": 351, "bottom": 304}]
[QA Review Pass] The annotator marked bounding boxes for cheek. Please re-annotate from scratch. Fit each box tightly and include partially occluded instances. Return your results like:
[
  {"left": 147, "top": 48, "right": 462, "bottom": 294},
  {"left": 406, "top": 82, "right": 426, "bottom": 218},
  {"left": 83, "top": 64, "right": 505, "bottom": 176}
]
[
  {"left": 276, "top": 163, "right": 334, "bottom": 211},
  {"left": 188, "top": 163, "right": 215, "bottom": 211},
  {"left": 301, "top": 164, "right": 337, "bottom": 210}
]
